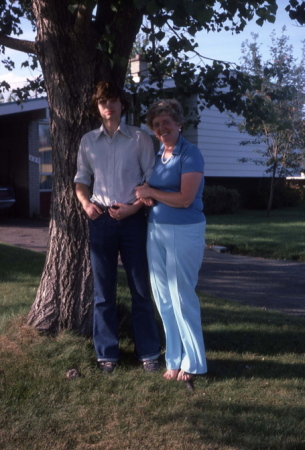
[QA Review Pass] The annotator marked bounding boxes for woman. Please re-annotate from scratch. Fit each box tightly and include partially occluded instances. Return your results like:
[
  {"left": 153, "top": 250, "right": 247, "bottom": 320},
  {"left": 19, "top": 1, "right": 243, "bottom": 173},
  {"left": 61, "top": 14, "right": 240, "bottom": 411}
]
[{"left": 135, "top": 99, "right": 207, "bottom": 383}]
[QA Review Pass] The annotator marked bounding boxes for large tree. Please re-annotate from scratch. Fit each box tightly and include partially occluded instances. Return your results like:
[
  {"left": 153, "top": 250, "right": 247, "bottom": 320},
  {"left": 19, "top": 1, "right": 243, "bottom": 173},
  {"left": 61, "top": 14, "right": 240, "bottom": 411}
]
[{"left": 0, "top": 0, "right": 278, "bottom": 335}]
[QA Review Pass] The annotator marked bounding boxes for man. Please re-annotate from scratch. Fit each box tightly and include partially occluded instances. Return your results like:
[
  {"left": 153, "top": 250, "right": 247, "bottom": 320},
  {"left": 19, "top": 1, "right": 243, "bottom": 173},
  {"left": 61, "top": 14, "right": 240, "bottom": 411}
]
[{"left": 74, "top": 81, "right": 160, "bottom": 374}]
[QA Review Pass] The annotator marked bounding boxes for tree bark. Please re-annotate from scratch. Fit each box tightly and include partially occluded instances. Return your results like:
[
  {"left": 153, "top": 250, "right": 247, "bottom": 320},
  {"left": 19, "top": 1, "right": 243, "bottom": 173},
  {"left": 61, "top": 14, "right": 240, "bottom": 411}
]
[
  {"left": 0, "top": 34, "right": 36, "bottom": 54},
  {"left": 27, "top": 0, "right": 143, "bottom": 335}
]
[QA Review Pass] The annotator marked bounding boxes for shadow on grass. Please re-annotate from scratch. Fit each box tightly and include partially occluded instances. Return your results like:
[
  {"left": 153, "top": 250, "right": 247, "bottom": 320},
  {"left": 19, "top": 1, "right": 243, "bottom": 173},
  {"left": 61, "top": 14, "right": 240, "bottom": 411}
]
[
  {"left": 0, "top": 244, "right": 45, "bottom": 281},
  {"left": 0, "top": 303, "right": 32, "bottom": 315},
  {"left": 204, "top": 325, "right": 305, "bottom": 356},
  {"left": 207, "top": 358, "right": 305, "bottom": 380},
  {"left": 202, "top": 299, "right": 305, "bottom": 356},
  {"left": 1, "top": 244, "right": 304, "bottom": 381},
  {"left": 155, "top": 398, "right": 305, "bottom": 449}
]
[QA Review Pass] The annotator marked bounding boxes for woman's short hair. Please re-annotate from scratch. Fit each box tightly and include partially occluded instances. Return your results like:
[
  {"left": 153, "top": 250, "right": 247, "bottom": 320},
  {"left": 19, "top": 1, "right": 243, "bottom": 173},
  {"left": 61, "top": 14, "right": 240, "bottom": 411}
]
[
  {"left": 91, "top": 81, "right": 129, "bottom": 120},
  {"left": 146, "top": 99, "right": 184, "bottom": 130}
]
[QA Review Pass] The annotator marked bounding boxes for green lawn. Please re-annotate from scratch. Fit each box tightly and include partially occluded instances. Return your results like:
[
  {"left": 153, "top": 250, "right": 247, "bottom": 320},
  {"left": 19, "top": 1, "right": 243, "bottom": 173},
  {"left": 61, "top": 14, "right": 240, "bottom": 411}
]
[
  {"left": 206, "top": 204, "right": 305, "bottom": 261},
  {"left": 0, "top": 206, "right": 305, "bottom": 449}
]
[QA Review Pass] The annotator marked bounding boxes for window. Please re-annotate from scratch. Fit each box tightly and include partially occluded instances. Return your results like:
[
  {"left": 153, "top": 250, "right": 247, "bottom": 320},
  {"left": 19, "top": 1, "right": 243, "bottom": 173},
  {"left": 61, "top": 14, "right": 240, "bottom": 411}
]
[{"left": 39, "top": 123, "right": 52, "bottom": 191}]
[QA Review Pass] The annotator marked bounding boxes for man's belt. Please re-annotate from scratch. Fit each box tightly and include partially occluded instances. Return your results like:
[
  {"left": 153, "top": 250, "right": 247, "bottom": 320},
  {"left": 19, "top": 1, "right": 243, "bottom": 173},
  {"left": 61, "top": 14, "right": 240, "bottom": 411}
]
[
  {"left": 92, "top": 201, "right": 136, "bottom": 217},
  {"left": 92, "top": 202, "right": 115, "bottom": 214}
]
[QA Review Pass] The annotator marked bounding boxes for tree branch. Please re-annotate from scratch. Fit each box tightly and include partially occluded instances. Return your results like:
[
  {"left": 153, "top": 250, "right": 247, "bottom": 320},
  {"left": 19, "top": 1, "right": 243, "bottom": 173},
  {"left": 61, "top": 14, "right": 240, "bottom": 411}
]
[
  {"left": 74, "top": 1, "right": 96, "bottom": 35},
  {"left": 0, "top": 34, "right": 36, "bottom": 55},
  {"left": 165, "top": 19, "right": 236, "bottom": 66}
]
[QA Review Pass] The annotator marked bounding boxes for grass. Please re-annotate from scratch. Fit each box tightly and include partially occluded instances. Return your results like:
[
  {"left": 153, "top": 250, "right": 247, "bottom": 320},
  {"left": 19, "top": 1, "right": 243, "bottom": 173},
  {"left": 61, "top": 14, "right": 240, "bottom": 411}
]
[
  {"left": 205, "top": 204, "right": 305, "bottom": 261},
  {"left": 0, "top": 245, "right": 45, "bottom": 334},
  {"left": 1, "top": 207, "right": 305, "bottom": 449}
]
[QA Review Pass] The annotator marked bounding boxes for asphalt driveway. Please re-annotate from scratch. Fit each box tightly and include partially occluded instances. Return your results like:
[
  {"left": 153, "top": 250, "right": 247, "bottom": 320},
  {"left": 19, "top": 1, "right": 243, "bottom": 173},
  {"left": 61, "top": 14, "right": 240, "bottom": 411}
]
[
  {"left": 1, "top": 217, "right": 304, "bottom": 316},
  {"left": 199, "top": 248, "right": 305, "bottom": 316}
]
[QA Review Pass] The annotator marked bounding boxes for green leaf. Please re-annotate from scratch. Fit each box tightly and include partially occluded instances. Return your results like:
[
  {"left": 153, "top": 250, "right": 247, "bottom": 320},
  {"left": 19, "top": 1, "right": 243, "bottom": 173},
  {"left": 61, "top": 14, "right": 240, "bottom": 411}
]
[
  {"left": 164, "top": 0, "right": 178, "bottom": 9},
  {"left": 146, "top": 0, "right": 160, "bottom": 15},
  {"left": 194, "top": 7, "right": 214, "bottom": 25},
  {"left": 68, "top": 4, "right": 79, "bottom": 14},
  {"left": 256, "top": 18, "right": 264, "bottom": 27},
  {"left": 154, "top": 31, "right": 165, "bottom": 41},
  {"left": 133, "top": 0, "right": 148, "bottom": 10}
]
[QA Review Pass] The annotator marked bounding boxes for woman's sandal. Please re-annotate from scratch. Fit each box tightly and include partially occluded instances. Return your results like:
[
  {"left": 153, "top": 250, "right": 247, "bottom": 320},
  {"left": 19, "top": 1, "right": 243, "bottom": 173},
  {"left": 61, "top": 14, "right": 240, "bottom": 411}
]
[{"left": 177, "top": 370, "right": 194, "bottom": 390}]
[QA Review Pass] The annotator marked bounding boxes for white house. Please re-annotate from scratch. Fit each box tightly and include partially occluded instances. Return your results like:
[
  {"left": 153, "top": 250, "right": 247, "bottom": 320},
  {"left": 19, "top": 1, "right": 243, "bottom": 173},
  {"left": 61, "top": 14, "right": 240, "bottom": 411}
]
[{"left": 0, "top": 98, "right": 51, "bottom": 217}]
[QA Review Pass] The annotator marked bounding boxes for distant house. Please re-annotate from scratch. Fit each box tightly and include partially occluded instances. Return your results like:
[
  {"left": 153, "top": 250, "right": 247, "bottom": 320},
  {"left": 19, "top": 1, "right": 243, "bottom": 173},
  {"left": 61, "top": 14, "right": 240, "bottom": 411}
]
[
  {"left": 0, "top": 91, "right": 302, "bottom": 218},
  {"left": 183, "top": 101, "right": 273, "bottom": 201},
  {"left": 0, "top": 98, "right": 51, "bottom": 218}
]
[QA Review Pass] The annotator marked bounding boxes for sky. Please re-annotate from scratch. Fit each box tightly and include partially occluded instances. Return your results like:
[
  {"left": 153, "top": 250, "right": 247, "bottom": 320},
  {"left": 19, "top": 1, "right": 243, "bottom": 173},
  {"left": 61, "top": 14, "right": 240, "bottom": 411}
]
[
  {"left": 0, "top": 2, "right": 304, "bottom": 99},
  {"left": 195, "top": 2, "right": 304, "bottom": 65},
  {"left": 0, "top": 21, "right": 38, "bottom": 98}
]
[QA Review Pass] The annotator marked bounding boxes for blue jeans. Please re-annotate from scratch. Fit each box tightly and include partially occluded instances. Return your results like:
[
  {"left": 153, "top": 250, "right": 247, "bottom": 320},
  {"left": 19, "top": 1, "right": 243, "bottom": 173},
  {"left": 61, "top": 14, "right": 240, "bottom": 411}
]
[{"left": 89, "top": 210, "right": 160, "bottom": 362}]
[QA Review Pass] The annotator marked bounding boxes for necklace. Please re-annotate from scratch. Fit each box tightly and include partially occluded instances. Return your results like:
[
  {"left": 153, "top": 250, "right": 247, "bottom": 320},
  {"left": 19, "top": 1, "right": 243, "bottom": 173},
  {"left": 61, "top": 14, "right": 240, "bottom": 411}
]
[{"left": 161, "top": 149, "right": 173, "bottom": 164}]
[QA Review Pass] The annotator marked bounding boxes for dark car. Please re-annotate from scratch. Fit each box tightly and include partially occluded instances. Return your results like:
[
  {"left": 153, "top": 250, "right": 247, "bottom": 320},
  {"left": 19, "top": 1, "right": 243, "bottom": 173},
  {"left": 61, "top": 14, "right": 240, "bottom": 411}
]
[{"left": 0, "top": 186, "right": 16, "bottom": 209}]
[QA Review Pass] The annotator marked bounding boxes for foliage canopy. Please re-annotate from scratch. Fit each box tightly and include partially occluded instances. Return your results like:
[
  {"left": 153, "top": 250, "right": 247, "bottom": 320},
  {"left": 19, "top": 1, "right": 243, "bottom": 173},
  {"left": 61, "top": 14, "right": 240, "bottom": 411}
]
[{"left": 0, "top": 0, "right": 280, "bottom": 122}]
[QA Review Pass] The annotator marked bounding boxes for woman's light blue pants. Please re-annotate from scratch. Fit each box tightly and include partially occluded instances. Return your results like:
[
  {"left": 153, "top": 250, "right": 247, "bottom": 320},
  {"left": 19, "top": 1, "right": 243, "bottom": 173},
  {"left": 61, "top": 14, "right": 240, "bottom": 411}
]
[{"left": 147, "top": 221, "right": 207, "bottom": 374}]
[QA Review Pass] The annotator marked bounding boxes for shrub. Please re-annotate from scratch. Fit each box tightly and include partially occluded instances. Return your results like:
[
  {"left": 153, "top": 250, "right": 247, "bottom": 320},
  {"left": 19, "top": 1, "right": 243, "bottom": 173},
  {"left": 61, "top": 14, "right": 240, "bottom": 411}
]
[
  {"left": 247, "top": 180, "right": 303, "bottom": 209},
  {"left": 203, "top": 185, "right": 240, "bottom": 215}
]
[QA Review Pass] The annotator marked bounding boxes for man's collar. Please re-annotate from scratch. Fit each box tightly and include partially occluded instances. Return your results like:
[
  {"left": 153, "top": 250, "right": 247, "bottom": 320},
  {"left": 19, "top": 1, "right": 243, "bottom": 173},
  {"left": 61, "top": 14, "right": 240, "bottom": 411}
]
[
  {"left": 117, "top": 121, "right": 132, "bottom": 138},
  {"left": 94, "top": 120, "right": 132, "bottom": 140}
]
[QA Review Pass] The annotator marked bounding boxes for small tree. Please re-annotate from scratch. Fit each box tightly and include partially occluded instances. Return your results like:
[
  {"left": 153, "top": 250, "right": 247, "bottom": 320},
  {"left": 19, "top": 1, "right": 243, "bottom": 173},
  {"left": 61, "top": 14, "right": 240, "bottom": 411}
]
[{"left": 234, "top": 29, "right": 305, "bottom": 215}]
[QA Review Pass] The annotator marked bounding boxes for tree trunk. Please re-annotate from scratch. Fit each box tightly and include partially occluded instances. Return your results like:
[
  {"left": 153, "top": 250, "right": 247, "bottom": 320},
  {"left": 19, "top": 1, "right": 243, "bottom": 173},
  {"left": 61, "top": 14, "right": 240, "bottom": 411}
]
[
  {"left": 266, "top": 163, "right": 277, "bottom": 217},
  {"left": 27, "top": 0, "right": 143, "bottom": 335}
]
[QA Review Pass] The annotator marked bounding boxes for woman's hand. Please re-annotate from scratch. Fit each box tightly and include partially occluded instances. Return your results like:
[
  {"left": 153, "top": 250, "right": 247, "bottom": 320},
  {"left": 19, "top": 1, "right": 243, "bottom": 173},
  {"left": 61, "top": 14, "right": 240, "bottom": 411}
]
[
  {"left": 135, "top": 183, "right": 152, "bottom": 199},
  {"left": 136, "top": 172, "right": 203, "bottom": 209}
]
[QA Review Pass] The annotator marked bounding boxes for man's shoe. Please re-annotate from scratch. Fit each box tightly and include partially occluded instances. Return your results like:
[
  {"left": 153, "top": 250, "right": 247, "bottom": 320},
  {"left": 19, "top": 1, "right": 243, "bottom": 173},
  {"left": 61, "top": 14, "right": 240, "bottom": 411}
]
[
  {"left": 97, "top": 361, "right": 117, "bottom": 374},
  {"left": 143, "top": 359, "right": 160, "bottom": 373}
]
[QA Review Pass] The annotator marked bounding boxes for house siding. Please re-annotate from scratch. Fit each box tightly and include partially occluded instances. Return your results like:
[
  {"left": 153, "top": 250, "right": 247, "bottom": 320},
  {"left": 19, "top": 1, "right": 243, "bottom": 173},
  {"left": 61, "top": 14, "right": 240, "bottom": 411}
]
[{"left": 197, "top": 106, "right": 267, "bottom": 178}]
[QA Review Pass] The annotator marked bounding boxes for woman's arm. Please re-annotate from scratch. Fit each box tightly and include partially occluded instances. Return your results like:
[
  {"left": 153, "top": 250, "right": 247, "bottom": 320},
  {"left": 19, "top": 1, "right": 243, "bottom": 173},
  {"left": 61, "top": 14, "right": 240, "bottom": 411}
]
[{"left": 135, "top": 172, "right": 203, "bottom": 208}]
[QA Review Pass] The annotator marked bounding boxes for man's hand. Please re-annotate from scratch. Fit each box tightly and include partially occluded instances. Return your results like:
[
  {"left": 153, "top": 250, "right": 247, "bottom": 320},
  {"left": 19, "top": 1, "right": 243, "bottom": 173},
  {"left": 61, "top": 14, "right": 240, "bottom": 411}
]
[
  {"left": 140, "top": 198, "right": 155, "bottom": 207},
  {"left": 83, "top": 202, "right": 103, "bottom": 220},
  {"left": 109, "top": 202, "right": 143, "bottom": 220},
  {"left": 108, "top": 203, "right": 132, "bottom": 220},
  {"left": 75, "top": 183, "right": 104, "bottom": 220}
]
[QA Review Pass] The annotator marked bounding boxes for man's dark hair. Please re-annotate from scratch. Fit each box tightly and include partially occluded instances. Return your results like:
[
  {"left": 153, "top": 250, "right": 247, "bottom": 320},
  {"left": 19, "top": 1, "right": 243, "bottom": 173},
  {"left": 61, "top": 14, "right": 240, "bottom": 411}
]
[{"left": 91, "top": 81, "right": 129, "bottom": 121}]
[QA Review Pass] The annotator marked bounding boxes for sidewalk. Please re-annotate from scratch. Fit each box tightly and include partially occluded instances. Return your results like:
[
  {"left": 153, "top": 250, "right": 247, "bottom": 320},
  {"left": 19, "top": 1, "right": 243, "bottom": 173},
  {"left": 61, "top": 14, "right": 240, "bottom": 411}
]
[
  {"left": 1, "top": 218, "right": 305, "bottom": 316},
  {"left": 0, "top": 218, "right": 49, "bottom": 253}
]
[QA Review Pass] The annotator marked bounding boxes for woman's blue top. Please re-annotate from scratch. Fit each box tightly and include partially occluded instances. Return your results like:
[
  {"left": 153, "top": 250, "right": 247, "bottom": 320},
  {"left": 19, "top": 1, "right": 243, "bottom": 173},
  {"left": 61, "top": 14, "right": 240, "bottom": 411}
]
[{"left": 148, "top": 135, "right": 205, "bottom": 225}]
